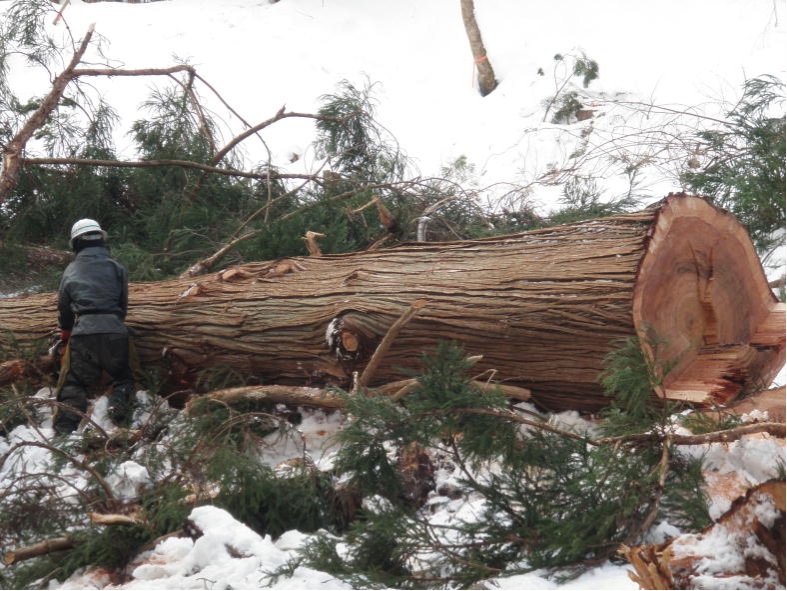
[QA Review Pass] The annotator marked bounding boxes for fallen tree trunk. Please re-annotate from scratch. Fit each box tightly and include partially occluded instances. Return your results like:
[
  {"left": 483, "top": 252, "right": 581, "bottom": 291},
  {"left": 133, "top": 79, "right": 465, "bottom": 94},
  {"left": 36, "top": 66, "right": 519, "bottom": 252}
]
[{"left": 0, "top": 194, "right": 783, "bottom": 412}]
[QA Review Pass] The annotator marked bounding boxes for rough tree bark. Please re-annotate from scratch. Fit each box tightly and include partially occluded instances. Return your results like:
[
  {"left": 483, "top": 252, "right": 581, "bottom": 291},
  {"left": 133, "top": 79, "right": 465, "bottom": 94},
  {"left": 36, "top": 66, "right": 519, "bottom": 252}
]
[
  {"left": 0, "top": 194, "right": 783, "bottom": 412},
  {"left": 460, "top": 0, "right": 498, "bottom": 97}
]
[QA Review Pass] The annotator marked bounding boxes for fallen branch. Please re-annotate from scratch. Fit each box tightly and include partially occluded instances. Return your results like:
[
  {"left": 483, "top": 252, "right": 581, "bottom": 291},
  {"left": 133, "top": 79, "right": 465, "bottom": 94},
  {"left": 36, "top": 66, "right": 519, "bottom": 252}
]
[
  {"left": 178, "top": 230, "right": 259, "bottom": 279},
  {"left": 71, "top": 65, "right": 195, "bottom": 78},
  {"left": 4, "top": 537, "right": 75, "bottom": 566},
  {"left": 0, "top": 28, "right": 202, "bottom": 205},
  {"left": 0, "top": 24, "right": 95, "bottom": 204},
  {"left": 178, "top": 178, "right": 316, "bottom": 278},
  {"left": 19, "top": 157, "right": 314, "bottom": 182},
  {"left": 355, "top": 299, "right": 427, "bottom": 392},
  {"left": 184, "top": 374, "right": 532, "bottom": 414},
  {"left": 597, "top": 422, "right": 785, "bottom": 447},
  {"left": 89, "top": 512, "right": 142, "bottom": 526},
  {"left": 0, "top": 356, "right": 55, "bottom": 387},
  {"left": 1, "top": 441, "right": 115, "bottom": 500},
  {"left": 211, "top": 107, "right": 341, "bottom": 166},
  {"left": 186, "top": 384, "right": 346, "bottom": 414},
  {"left": 377, "top": 377, "right": 532, "bottom": 403},
  {"left": 624, "top": 436, "right": 673, "bottom": 548}
]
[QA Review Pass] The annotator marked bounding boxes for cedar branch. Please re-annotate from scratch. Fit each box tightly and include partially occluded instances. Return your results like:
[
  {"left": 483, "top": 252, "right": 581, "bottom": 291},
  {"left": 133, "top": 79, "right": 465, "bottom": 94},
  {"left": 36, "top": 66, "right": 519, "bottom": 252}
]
[
  {"left": 1, "top": 441, "right": 115, "bottom": 500},
  {"left": 356, "top": 299, "right": 427, "bottom": 392},
  {"left": 624, "top": 436, "right": 673, "bottom": 547},
  {"left": 0, "top": 24, "right": 95, "bottom": 204},
  {"left": 18, "top": 157, "right": 315, "bottom": 181},
  {"left": 211, "top": 107, "right": 343, "bottom": 166},
  {"left": 4, "top": 537, "right": 75, "bottom": 566},
  {"left": 596, "top": 422, "right": 785, "bottom": 446},
  {"left": 0, "top": 29, "right": 203, "bottom": 205},
  {"left": 71, "top": 65, "right": 195, "bottom": 77}
]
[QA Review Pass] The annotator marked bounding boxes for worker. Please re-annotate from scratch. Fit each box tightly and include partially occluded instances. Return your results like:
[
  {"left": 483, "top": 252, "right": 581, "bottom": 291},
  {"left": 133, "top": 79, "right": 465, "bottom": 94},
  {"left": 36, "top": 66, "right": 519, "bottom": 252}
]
[{"left": 53, "top": 219, "right": 134, "bottom": 434}]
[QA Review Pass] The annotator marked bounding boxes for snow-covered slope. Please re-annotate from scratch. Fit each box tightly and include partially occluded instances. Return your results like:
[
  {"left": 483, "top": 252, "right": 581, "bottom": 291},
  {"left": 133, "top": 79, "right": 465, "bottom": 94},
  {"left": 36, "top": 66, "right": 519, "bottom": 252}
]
[
  {"left": 0, "top": 1, "right": 784, "bottom": 588},
  {"left": 5, "top": 0, "right": 785, "bottom": 213}
]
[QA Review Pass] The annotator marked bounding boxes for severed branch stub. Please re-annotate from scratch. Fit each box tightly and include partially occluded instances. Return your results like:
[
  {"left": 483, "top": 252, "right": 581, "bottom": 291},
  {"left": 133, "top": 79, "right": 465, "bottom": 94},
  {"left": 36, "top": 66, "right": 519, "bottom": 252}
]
[
  {"left": 88, "top": 512, "right": 143, "bottom": 526},
  {"left": 303, "top": 231, "right": 326, "bottom": 257},
  {"left": 4, "top": 537, "right": 75, "bottom": 566},
  {"left": 354, "top": 299, "right": 427, "bottom": 393}
]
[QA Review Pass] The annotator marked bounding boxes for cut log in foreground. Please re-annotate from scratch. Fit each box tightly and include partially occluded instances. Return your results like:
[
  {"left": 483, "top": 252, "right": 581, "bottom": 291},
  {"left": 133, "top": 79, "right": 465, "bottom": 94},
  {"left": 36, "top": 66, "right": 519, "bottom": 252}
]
[
  {"left": 0, "top": 194, "right": 783, "bottom": 412},
  {"left": 621, "top": 479, "right": 785, "bottom": 590}
]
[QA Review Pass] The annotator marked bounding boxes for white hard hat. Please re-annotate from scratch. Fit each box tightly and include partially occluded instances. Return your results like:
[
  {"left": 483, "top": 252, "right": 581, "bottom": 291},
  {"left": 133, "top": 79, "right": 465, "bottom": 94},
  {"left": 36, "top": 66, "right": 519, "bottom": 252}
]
[{"left": 70, "top": 218, "right": 107, "bottom": 248}]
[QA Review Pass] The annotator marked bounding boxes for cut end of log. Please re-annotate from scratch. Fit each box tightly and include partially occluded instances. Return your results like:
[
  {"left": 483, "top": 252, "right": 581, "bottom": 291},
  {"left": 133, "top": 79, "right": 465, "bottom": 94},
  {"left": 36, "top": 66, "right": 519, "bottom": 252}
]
[{"left": 633, "top": 194, "right": 785, "bottom": 407}]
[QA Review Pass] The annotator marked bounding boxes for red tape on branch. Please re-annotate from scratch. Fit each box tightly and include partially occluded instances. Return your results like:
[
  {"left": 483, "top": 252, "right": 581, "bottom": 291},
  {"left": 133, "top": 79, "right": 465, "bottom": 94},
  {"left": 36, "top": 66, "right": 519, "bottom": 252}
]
[
  {"left": 474, "top": 55, "right": 488, "bottom": 63},
  {"left": 53, "top": 0, "right": 71, "bottom": 25}
]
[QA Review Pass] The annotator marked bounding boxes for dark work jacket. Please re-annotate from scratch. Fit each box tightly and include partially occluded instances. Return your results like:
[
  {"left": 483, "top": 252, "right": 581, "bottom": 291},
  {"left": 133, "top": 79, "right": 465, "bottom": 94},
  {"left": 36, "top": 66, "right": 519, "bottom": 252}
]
[{"left": 57, "top": 246, "right": 129, "bottom": 336}]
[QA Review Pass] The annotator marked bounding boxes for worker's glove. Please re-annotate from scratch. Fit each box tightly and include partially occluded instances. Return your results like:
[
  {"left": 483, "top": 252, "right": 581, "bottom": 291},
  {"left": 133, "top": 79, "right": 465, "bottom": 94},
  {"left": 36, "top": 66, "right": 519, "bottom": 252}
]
[
  {"left": 48, "top": 339, "right": 64, "bottom": 359},
  {"left": 47, "top": 329, "right": 70, "bottom": 358},
  {"left": 48, "top": 327, "right": 69, "bottom": 342}
]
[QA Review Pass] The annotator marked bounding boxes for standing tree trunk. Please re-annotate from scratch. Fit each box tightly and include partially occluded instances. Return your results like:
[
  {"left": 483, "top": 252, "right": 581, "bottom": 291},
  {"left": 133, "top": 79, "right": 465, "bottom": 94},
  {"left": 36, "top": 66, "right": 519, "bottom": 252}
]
[
  {"left": 0, "top": 195, "right": 783, "bottom": 412},
  {"left": 460, "top": 0, "right": 498, "bottom": 97}
]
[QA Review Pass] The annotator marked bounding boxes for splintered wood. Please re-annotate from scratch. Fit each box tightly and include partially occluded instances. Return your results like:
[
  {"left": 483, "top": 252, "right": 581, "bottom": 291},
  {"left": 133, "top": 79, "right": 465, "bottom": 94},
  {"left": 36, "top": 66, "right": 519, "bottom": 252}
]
[{"left": 622, "top": 480, "right": 786, "bottom": 590}]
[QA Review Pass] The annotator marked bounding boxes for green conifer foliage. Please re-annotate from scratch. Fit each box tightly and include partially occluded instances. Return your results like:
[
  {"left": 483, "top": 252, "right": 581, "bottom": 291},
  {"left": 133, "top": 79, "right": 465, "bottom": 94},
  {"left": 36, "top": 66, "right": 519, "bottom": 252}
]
[
  {"left": 316, "top": 79, "right": 407, "bottom": 184},
  {"left": 548, "top": 176, "right": 640, "bottom": 226},
  {"left": 682, "top": 75, "right": 786, "bottom": 256},
  {"left": 296, "top": 340, "right": 710, "bottom": 588},
  {"left": 598, "top": 334, "right": 676, "bottom": 436}
]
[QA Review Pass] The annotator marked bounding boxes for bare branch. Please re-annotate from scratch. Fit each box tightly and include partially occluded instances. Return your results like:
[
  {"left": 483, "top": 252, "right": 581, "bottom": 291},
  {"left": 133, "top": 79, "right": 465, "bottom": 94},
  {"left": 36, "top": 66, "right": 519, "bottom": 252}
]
[
  {"left": 596, "top": 422, "right": 785, "bottom": 447},
  {"left": 186, "top": 384, "right": 346, "bottom": 413},
  {"left": 4, "top": 537, "right": 75, "bottom": 566},
  {"left": 355, "top": 299, "right": 427, "bottom": 392},
  {"left": 19, "top": 156, "right": 316, "bottom": 181},
  {"left": 211, "top": 107, "right": 343, "bottom": 166},
  {"left": 1, "top": 440, "right": 115, "bottom": 500},
  {"left": 0, "top": 24, "right": 96, "bottom": 203},
  {"left": 70, "top": 64, "right": 195, "bottom": 78},
  {"left": 89, "top": 512, "right": 142, "bottom": 526},
  {"left": 178, "top": 230, "right": 258, "bottom": 278}
]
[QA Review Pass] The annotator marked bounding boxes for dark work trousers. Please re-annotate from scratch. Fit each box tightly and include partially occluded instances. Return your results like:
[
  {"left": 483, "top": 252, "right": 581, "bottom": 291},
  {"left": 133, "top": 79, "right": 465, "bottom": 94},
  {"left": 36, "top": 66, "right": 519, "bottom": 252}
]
[{"left": 56, "top": 333, "right": 134, "bottom": 427}]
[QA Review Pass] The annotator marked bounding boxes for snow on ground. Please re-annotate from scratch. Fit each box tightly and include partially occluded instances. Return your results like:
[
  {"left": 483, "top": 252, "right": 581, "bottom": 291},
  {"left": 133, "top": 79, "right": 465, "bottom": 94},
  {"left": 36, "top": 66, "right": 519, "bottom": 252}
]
[{"left": 0, "top": 388, "right": 783, "bottom": 590}]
